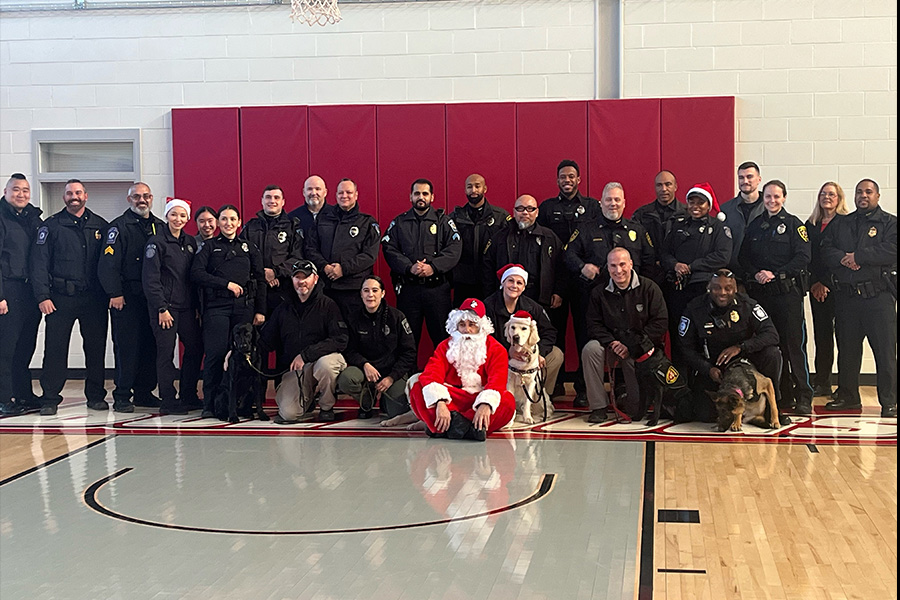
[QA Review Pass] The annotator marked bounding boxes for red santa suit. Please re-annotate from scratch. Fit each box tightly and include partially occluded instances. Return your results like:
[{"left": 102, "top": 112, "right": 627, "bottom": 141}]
[{"left": 408, "top": 299, "right": 516, "bottom": 435}]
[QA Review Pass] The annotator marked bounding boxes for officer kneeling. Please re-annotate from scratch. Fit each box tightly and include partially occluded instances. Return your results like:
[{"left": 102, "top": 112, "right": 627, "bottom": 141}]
[{"left": 676, "top": 269, "right": 785, "bottom": 423}]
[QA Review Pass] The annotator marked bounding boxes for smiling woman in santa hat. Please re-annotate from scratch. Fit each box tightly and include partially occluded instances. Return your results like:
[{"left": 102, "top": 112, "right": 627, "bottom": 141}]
[{"left": 407, "top": 297, "right": 516, "bottom": 440}]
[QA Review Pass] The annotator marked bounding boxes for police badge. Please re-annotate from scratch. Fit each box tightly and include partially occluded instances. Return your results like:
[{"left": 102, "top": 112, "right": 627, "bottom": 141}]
[
  {"left": 636, "top": 303, "right": 644, "bottom": 312},
  {"left": 730, "top": 310, "right": 740, "bottom": 323},
  {"left": 349, "top": 226, "right": 359, "bottom": 238},
  {"left": 429, "top": 223, "right": 437, "bottom": 235},
  {"left": 488, "top": 217, "right": 494, "bottom": 227},
  {"left": 241, "top": 242, "right": 249, "bottom": 252},
  {"left": 776, "top": 223, "right": 786, "bottom": 234},
  {"left": 628, "top": 230, "right": 637, "bottom": 242},
  {"left": 277, "top": 231, "right": 287, "bottom": 243},
  {"left": 868, "top": 227, "right": 877, "bottom": 238}
]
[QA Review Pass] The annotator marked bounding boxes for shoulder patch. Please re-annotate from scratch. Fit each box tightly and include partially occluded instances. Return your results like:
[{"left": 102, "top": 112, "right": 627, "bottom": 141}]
[
  {"left": 36, "top": 226, "right": 49, "bottom": 245},
  {"left": 678, "top": 316, "right": 690, "bottom": 337},
  {"left": 723, "top": 226, "right": 732, "bottom": 239},
  {"left": 106, "top": 227, "right": 119, "bottom": 244},
  {"left": 145, "top": 243, "right": 157, "bottom": 259},
  {"left": 447, "top": 218, "right": 458, "bottom": 232},
  {"left": 372, "top": 222, "right": 380, "bottom": 236},
  {"left": 401, "top": 318, "right": 412, "bottom": 335},
  {"left": 798, "top": 225, "right": 808, "bottom": 243},
  {"left": 752, "top": 304, "right": 768, "bottom": 321}
]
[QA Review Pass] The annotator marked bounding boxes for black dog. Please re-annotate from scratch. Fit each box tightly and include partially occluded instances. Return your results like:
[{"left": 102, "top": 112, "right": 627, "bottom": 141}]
[
  {"left": 221, "top": 323, "right": 270, "bottom": 424},
  {"left": 619, "top": 330, "right": 689, "bottom": 427}
]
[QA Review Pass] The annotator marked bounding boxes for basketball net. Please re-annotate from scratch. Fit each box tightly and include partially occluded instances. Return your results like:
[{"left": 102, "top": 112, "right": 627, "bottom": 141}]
[{"left": 290, "top": 0, "right": 342, "bottom": 26}]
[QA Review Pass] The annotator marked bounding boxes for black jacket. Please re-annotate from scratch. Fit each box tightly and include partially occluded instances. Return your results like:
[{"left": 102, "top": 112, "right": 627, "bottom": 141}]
[
  {"left": 719, "top": 195, "right": 766, "bottom": 271},
  {"left": 288, "top": 203, "right": 329, "bottom": 238},
  {"left": 660, "top": 215, "right": 733, "bottom": 286},
  {"left": 448, "top": 200, "right": 510, "bottom": 290},
  {"left": 739, "top": 208, "right": 810, "bottom": 296},
  {"left": 537, "top": 191, "right": 601, "bottom": 246},
  {"left": 822, "top": 206, "right": 897, "bottom": 290},
  {"left": 98, "top": 209, "right": 165, "bottom": 298},
  {"left": 563, "top": 215, "right": 657, "bottom": 288},
  {"left": 258, "top": 284, "right": 348, "bottom": 368},
  {"left": 482, "top": 218, "right": 562, "bottom": 305},
  {"left": 483, "top": 291, "right": 557, "bottom": 357},
  {"left": 585, "top": 274, "right": 667, "bottom": 356},
  {"left": 0, "top": 198, "right": 42, "bottom": 301},
  {"left": 240, "top": 210, "right": 305, "bottom": 283},
  {"left": 343, "top": 302, "right": 416, "bottom": 382},
  {"left": 631, "top": 199, "right": 687, "bottom": 251},
  {"left": 381, "top": 206, "right": 462, "bottom": 285},
  {"left": 677, "top": 292, "right": 780, "bottom": 376},
  {"left": 805, "top": 214, "right": 844, "bottom": 287},
  {"left": 142, "top": 228, "right": 198, "bottom": 313},
  {"left": 31, "top": 208, "right": 107, "bottom": 302},
  {"left": 305, "top": 204, "right": 380, "bottom": 292},
  {"left": 190, "top": 234, "right": 267, "bottom": 314}
]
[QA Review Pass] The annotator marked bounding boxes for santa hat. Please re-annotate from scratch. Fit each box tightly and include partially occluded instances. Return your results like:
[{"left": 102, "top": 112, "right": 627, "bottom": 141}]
[
  {"left": 497, "top": 263, "right": 529, "bottom": 286},
  {"left": 686, "top": 182, "right": 726, "bottom": 220},
  {"left": 507, "top": 309, "right": 533, "bottom": 327},
  {"left": 445, "top": 297, "right": 494, "bottom": 336},
  {"left": 164, "top": 197, "right": 191, "bottom": 218}
]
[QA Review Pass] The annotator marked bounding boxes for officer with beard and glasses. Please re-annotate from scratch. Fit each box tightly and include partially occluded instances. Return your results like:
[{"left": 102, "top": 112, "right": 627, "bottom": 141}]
[
  {"left": 448, "top": 174, "right": 509, "bottom": 302},
  {"left": 98, "top": 182, "right": 165, "bottom": 412}
]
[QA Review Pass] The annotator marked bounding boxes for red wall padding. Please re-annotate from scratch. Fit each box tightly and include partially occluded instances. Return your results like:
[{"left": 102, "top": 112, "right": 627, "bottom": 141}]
[
  {"left": 660, "top": 96, "right": 736, "bottom": 210},
  {"left": 240, "top": 105, "right": 309, "bottom": 216},
  {"left": 516, "top": 101, "right": 589, "bottom": 202}
]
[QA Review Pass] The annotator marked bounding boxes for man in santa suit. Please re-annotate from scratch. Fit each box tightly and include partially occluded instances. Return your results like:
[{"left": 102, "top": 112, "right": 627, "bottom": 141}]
[{"left": 408, "top": 298, "right": 516, "bottom": 440}]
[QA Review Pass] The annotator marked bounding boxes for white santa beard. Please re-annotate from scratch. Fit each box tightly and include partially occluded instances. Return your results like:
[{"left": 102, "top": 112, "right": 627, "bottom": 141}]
[{"left": 446, "top": 331, "right": 488, "bottom": 393}]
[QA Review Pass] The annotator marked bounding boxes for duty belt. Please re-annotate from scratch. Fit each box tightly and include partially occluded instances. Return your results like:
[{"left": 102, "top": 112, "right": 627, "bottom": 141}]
[
  {"left": 51, "top": 277, "right": 86, "bottom": 296},
  {"left": 400, "top": 273, "right": 446, "bottom": 286}
]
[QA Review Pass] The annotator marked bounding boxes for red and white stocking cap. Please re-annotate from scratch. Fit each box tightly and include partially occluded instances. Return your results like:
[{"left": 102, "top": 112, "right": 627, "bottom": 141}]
[
  {"left": 507, "top": 309, "right": 533, "bottom": 326},
  {"left": 164, "top": 197, "right": 191, "bottom": 218},
  {"left": 497, "top": 263, "right": 529, "bottom": 285},
  {"left": 686, "top": 182, "right": 725, "bottom": 221}
]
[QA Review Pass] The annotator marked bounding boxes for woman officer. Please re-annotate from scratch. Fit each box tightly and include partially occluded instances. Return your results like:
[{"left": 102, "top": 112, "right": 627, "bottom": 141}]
[
  {"left": 191, "top": 204, "right": 266, "bottom": 419},
  {"left": 142, "top": 198, "right": 203, "bottom": 415},
  {"left": 336, "top": 275, "right": 416, "bottom": 421},
  {"left": 739, "top": 180, "right": 814, "bottom": 414}
]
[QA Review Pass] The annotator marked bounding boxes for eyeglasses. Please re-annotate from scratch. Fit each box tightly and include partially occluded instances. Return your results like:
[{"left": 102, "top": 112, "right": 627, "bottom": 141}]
[
  {"left": 130, "top": 193, "right": 152, "bottom": 201},
  {"left": 514, "top": 206, "right": 538, "bottom": 213},
  {"left": 818, "top": 192, "right": 838, "bottom": 198}
]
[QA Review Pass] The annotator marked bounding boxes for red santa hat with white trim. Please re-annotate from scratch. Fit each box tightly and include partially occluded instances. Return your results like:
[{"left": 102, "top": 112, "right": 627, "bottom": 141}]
[
  {"left": 686, "top": 182, "right": 726, "bottom": 221},
  {"left": 497, "top": 263, "right": 529, "bottom": 286},
  {"left": 506, "top": 309, "right": 534, "bottom": 327},
  {"left": 164, "top": 197, "right": 192, "bottom": 218}
]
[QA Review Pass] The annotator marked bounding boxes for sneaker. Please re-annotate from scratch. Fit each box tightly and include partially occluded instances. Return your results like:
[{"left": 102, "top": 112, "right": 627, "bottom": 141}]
[
  {"left": 113, "top": 401, "right": 135, "bottom": 413},
  {"left": 134, "top": 394, "right": 161, "bottom": 408},
  {"left": 881, "top": 405, "right": 897, "bottom": 418},
  {"left": 573, "top": 392, "right": 589, "bottom": 408},
  {"left": 159, "top": 402, "right": 189, "bottom": 416},
  {"left": 793, "top": 401, "right": 813, "bottom": 416},
  {"left": 40, "top": 404, "right": 58, "bottom": 416},
  {"left": 587, "top": 408, "right": 608, "bottom": 423},
  {"left": 317, "top": 408, "right": 336, "bottom": 422},
  {"left": 0, "top": 402, "right": 25, "bottom": 416},
  {"left": 86, "top": 399, "right": 109, "bottom": 411}
]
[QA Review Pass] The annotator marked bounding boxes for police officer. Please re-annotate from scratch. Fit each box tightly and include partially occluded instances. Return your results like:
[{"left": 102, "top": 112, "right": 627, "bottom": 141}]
[
  {"left": 305, "top": 178, "right": 380, "bottom": 318},
  {"left": 719, "top": 161, "right": 766, "bottom": 272},
  {"left": 381, "top": 178, "right": 461, "bottom": 350},
  {"left": 0, "top": 173, "right": 43, "bottom": 415},
  {"left": 738, "top": 179, "right": 813, "bottom": 414},
  {"left": 822, "top": 178, "right": 897, "bottom": 418},
  {"left": 288, "top": 175, "right": 330, "bottom": 237},
  {"left": 448, "top": 174, "right": 509, "bottom": 301},
  {"left": 660, "top": 182, "right": 732, "bottom": 362},
  {"left": 537, "top": 159, "right": 601, "bottom": 405},
  {"left": 631, "top": 170, "right": 687, "bottom": 251},
  {"left": 482, "top": 194, "right": 562, "bottom": 310},
  {"left": 337, "top": 275, "right": 417, "bottom": 420},
  {"left": 191, "top": 204, "right": 266, "bottom": 419},
  {"left": 98, "top": 182, "right": 165, "bottom": 412},
  {"left": 142, "top": 198, "right": 203, "bottom": 416},
  {"left": 31, "top": 180, "right": 109, "bottom": 416},
  {"left": 676, "top": 269, "right": 784, "bottom": 423},
  {"left": 194, "top": 205, "right": 218, "bottom": 251},
  {"left": 240, "top": 184, "right": 305, "bottom": 316}
]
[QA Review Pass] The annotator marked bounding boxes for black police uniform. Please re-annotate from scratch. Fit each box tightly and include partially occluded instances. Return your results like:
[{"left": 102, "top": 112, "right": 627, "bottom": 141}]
[
  {"left": 0, "top": 197, "right": 43, "bottom": 412},
  {"left": 631, "top": 198, "right": 688, "bottom": 252},
  {"left": 482, "top": 217, "right": 562, "bottom": 307},
  {"left": 822, "top": 205, "right": 897, "bottom": 411},
  {"left": 739, "top": 208, "right": 813, "bottom": 407},
  {"left": 563, "top": 215, "right": 657, "bottom": 292},
  {"left": 381, "top": 206, "right": 461, "bottom": 349},
  {"left": 98, "top": 209, "right": 165, "bottom": 408},
  {"left": 676, "top": 291, "right": 783, "bottom": 422},
  {"left": 805, "top": 214, "right": 844, "bottom": 393},
  {"left": 448, "top": 199, "right": 509, "bottom": 301},
  {"left": 191, "top": 234, "right": 267, "bottom": 415},
  {"left": 659, "top": 213, "right": 733, "bottom": 358},
  {"left": 31, "top": 208, "right": 109, "bottom": 410},
  {"left": 240, "top": 209, "right": 305, "bottom": 317},
  {"left": 142, "top": 228, "right": 202, "bottom": 411},
  {"left": 305, "top": 203, "right": 380, "bottom": 318},
  {"left": 341, "top": 302, "right": 417, "bottom": 418}
]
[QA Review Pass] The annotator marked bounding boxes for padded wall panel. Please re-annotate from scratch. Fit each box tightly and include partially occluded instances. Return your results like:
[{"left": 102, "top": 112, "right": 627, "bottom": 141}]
[
  {"left": 588, "top": 99, "right": 661, "bottom": 217},
  {"left": 516, "top": 101, "right": 589, "bottom": 202},
  {"left": 240, "top": 106, "right": 309, "bottom": 215},
  {"left": 446, "top": 103, "right": 517, "bottom": 209},
  {"left": 172, "top": 107, "right": 241, "bottom": 231},
  {"left": 660, "top": 96, "right": 735, "bottom": 208},
  {"left": 308, "top": 104, "right": 378, "bottom": 218}
]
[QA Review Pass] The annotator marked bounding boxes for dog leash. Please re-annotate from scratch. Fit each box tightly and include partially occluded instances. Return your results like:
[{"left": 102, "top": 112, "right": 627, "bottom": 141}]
[
  {"left": 513, "top": 364, "right": 550, "bottom": 422},
  {"left": 242, "top": 353, "right": 292, "bottom": 379}
]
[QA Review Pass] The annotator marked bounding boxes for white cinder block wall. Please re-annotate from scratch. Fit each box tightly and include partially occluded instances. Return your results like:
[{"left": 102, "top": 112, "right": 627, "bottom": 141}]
[{"left": 0, "top": 0, "right": 895, "bottom": 374}]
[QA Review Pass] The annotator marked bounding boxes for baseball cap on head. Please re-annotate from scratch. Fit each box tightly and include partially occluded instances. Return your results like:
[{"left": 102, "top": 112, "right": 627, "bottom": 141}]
[
  {"left": 459, "top": 298, "right": 486, "bottom": 319},
  {"left": 291, "top": 259, "right": 317, "bottom": 277}
]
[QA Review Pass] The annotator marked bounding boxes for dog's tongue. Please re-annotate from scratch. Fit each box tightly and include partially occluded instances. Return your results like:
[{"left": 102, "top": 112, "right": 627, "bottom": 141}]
[{"left": 734, "top": 388, "right": 743, "bottom": 398}]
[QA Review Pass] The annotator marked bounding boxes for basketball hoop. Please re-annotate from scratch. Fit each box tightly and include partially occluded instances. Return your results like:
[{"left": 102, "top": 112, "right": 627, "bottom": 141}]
[{"left": 290, "top": 0, "right": 342, "bottom": 26}]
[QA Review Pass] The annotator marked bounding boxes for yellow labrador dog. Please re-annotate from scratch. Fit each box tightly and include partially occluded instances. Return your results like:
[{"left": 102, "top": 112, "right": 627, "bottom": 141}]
[{"left": 504, "top": 312, "right": 554, "bottom": 424}]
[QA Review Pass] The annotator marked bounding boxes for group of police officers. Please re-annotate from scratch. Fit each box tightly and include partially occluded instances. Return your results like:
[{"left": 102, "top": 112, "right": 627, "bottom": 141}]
[{"left": 0, "top": 160, "right": 896, "bottom": 421}]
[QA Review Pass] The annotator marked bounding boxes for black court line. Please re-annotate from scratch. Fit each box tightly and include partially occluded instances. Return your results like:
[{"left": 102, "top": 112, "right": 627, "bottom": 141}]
[
  {"left": 658, "top": 568, "right": 707, "bottom": 574},
  {"left": 638, "top": 441, "right": 655, "bottom": 600},
  {"left": 807, "top": 444, "right": 819, "bottom": 453},
  {"left": 0, "top": 435, "right": 113, "bottom": 487},
  {"left": 84, "top": 468, "right": 557, "bottom": 535},
  {"left": 658, "top": 509, "right": 700, "bottom": 524}
]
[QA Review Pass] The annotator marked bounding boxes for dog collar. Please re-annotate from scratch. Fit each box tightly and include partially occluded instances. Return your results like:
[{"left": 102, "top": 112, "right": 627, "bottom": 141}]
[
  {"left": 635, "top": 347, "right": 655, "bottom": 363},
  {"left": 510, "top": 365, "right": 540, "bottom": 375}
]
